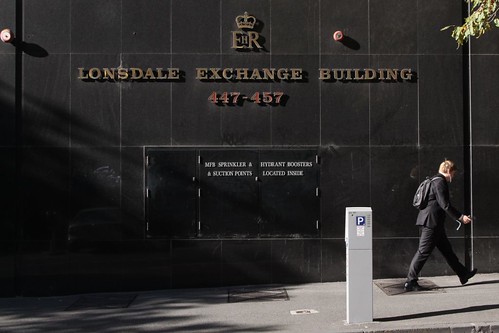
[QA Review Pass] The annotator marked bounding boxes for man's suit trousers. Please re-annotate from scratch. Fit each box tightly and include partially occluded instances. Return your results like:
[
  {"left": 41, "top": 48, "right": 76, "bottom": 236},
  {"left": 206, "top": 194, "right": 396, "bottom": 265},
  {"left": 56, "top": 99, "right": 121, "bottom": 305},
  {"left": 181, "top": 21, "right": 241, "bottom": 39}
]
[{"left": 407, "top": 226, "right": 467, "bottom": 281}]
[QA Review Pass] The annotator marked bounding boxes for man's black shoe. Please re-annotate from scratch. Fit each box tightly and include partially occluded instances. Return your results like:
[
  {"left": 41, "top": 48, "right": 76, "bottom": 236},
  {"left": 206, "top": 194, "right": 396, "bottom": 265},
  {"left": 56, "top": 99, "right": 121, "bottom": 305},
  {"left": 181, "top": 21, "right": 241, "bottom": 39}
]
[
  {"left": 460, "top": 268, "right": 478, "bottom": 285},
  {"left": 404, "top": 280, "right": 425, "bottom": 292}
]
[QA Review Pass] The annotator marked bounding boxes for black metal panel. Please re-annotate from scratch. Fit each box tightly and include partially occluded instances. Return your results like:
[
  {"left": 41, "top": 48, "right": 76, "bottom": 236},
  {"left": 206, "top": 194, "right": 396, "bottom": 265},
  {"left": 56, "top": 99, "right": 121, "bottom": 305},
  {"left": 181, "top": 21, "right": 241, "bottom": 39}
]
[
  {"left": 370, "top": 147, "right": 419, "bottom": 238},
  {"left": 121, "top": 147, "right": 146, "bottom": 239},
  {"left": 468, "top": 147, "right": 499, "bottom": 236},
  {"left": 417, "top": 0, "right": 462, "bottom": 55},
  {"left": 24, "top": 0, "right": 70, "bottom": 54},
  {"left": 271, "top": 55, "right": 320, "bottom": 145},
  {"left": 471, "top": 55, "right": 499, "bottom": 145},
  {"left": 271, "top": 0, "right": 319, "bottom": 55},
  {"left": 221, "top": 240, "right": 272, "bottom": 286},
  {"left": 320, "top": 146, "right": 370, "bottom": 238},
  {"left": 121, "top": 54, "right": 172, "bottom": 146},
  {"left": 146, "top": 149, "right": 197, "bottom": 238},
  {"left": 320, "top": 55, "right": 370, "bottom": 146},
  {"left": 0, "top": 54, "right": 15, "bottom": 146},
  {"left": 219, "top": 55, "right": 272, "bottom": 146},
  {"left": 21, "top": 148, "right": 70, "bottom": 241},
  {"left": 122, "top": 0, "right": 171, "bottom": 54},
  {"left": 0, "top": 0, "right": 15, "bottom": 56},
  {"left": 0, "top": 241, "right": 15, "bottom": 297},
  {"left": 171, "top": 240, "right": 222, "bottom": 288},
  {"left": 0, "top": 148, "right": 16, "bottom": 241},
  {"left": 258, "top": 149, "right": 319, "bottom": 237},
  {"left": 171, "top": 54, "right": 222, "bottom": 145},
  {"left": 199, "top": 150, "right": 259, "bottom": 237},
  {"left": 370, "top": 0, "right": 417, "bottom": 55},
  {"left": 419, "top": 55, "right": 463, "bottom": 146},
  {"left": 70, "top": 54, "right": 121, "bottom": 147},
  {"left": 369, "top": 55, "right": 418, "bottom": 146},
  {"left": 171, "top": 0, "right": 220, "bottom": 54},
  {"left": 71, "top": 0, "right": 121, "bottom": 53},
  {"left": 23, "top": 55, "right": 70, "bottom": 147},
  {"left": 271, "top": 239, "right": 321, "bottom": 283},
  {"left": 320, "top": 0, "right": 368, "bottom": 55}
]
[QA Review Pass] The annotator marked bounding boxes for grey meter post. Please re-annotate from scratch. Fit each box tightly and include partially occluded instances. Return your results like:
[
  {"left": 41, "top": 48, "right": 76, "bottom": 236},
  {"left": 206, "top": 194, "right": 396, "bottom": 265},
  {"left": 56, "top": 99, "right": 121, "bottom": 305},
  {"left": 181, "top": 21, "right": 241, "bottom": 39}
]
[{"left": 345, "top": 207, "right": 373, "bottom": 324}]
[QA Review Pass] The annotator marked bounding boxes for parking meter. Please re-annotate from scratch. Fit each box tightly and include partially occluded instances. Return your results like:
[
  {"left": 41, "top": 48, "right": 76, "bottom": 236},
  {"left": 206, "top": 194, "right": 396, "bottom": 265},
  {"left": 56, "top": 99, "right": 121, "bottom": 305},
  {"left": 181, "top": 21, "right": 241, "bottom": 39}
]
[{"left": 345, "top": 207, "right": 373, "bottom": 324}]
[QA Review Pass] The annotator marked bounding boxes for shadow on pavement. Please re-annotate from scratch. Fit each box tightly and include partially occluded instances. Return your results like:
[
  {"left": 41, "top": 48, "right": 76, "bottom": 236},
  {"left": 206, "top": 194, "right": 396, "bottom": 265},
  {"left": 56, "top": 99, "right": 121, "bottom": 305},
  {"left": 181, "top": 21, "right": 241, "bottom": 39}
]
[
  {"left": 375, "top": 303, "right": 499, "bottom": 322},
  {"left": 441, "top": 279, "right": 499, "bottom": 289}
]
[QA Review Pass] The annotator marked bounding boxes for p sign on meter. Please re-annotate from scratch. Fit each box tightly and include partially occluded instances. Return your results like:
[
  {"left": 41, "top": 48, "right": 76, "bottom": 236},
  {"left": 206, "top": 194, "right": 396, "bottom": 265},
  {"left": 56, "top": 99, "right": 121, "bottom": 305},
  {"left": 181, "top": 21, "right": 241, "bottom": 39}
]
[{"left": 356, "top": 216, "right": 365, "bottom": 237}]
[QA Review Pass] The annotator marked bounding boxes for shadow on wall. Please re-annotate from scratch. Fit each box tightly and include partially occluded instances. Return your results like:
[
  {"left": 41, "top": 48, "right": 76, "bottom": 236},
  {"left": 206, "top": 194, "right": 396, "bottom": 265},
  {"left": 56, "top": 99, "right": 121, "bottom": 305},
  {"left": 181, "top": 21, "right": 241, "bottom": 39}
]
[
  {"left": 0, "top": 70, "right": 145, "bottom": 243},
  {"left": 12, "top": 40, "right": 48, "bottom": 58}
]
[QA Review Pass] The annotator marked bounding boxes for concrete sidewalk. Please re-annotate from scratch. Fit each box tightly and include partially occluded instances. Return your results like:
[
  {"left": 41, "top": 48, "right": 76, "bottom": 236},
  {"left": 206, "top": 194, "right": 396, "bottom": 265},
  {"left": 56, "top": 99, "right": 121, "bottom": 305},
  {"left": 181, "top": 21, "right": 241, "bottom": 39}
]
[{"left": 0, "top": 273, "right": 498, "bottom": 332}]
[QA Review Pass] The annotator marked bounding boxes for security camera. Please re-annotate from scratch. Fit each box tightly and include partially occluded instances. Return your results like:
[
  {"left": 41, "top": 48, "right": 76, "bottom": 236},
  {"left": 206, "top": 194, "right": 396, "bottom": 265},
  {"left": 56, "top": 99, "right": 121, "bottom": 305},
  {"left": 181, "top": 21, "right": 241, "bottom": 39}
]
[
  {"left": 333, "top": 30, "right": 344, "bottom": 42},
  {"left": 1, "top": 29, "right": 14, "bottom": 43}
]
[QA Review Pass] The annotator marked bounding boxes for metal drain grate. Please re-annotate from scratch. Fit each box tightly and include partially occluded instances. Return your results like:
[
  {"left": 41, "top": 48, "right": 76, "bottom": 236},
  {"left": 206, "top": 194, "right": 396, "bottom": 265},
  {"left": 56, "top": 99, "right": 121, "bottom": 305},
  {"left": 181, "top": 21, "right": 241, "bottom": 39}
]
[
  {"left": 228, "top": 287, "right": 289, "bottom": 303},
  {"left": 374, "top": 278, "right": 445, "bottom": 296},
  {"left": 65, "top": 294, "right": 137, "bottom": 311}
]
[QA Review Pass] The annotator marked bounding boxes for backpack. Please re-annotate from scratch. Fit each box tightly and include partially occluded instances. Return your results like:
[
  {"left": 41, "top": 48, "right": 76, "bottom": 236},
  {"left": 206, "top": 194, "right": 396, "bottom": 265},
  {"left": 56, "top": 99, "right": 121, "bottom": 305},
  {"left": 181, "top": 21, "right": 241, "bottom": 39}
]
[{"left": 412, "top": 176, "right": 437, "bottom": 210}]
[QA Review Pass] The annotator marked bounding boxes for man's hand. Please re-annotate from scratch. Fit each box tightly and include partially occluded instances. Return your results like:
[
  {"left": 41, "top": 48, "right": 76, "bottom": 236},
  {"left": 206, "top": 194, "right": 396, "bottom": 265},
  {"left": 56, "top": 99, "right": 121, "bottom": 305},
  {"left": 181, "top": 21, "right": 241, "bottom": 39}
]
[{"left": 461, "top": 215, "right": 472, "bottom": 224}]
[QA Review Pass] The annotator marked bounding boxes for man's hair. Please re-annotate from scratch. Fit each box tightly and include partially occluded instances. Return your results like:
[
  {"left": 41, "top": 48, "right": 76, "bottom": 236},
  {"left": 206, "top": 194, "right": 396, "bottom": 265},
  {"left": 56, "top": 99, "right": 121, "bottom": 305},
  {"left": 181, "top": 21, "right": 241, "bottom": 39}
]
[{"left": 439, "top": 159, "right": 456, "bottom": 173}]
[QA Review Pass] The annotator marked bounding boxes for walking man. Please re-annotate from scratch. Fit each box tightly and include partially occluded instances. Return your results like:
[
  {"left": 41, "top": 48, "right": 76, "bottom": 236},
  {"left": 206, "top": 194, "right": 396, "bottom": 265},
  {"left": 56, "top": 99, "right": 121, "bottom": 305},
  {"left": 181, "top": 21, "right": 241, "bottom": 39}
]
[{"left": 405, "top": 159, "right": 477, "bottom": 291}]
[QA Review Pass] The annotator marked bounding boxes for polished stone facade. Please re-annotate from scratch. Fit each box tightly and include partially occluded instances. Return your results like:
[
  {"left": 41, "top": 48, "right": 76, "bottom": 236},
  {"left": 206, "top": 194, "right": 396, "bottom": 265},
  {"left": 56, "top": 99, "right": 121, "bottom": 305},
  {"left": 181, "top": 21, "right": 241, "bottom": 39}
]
[{"left": 1, "top": 0, "right": 499, "bottom": 296}]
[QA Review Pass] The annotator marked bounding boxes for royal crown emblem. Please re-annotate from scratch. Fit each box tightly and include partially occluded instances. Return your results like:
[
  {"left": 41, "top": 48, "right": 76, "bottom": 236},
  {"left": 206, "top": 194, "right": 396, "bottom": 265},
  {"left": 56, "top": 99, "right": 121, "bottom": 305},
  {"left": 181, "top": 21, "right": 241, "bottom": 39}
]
[
  {"left": 231, "top": 12, "right": 263, "bottom": 50},
  {"left": 235, "top": 12, "right": 256, "bottom": 30}
]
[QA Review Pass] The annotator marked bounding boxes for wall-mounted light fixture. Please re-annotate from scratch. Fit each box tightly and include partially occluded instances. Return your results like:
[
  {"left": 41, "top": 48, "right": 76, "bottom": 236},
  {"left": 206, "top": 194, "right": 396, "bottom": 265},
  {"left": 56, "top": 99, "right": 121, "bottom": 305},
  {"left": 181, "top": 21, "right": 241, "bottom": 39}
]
[
  {"left": 333, "top": 30, "right": 344, "bottom": 42},
  {"left": 1, "top": 28, "right": 14, "bottom": 43}
]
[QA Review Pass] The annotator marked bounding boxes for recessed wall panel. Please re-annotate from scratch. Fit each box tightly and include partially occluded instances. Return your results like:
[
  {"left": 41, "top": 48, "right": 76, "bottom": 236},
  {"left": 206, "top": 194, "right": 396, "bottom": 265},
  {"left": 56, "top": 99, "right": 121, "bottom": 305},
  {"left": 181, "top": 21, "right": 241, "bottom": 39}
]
[
  {"left": 199, "top": 150, "right": 259, "bottom": 237},
  {"left": 146, "top": 149, "right": 197, "bottom": 238},
  {"left": 259, "top": 150, "right": 319, "bottom": 237}
]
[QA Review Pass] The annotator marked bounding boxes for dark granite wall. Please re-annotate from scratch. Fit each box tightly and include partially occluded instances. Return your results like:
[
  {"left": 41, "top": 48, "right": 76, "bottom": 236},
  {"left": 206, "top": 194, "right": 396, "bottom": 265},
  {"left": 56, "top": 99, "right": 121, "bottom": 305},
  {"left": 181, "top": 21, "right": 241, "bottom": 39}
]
[{"left": 0, "top": 0, "right": 498, "bottom": 296}]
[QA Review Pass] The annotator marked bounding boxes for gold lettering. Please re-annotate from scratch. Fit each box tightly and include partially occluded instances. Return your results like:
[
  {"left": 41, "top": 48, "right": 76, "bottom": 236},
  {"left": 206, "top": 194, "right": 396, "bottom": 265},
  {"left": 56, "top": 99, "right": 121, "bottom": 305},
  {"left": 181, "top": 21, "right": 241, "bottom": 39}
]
[
  {"left": 236, "top": 68, "right": 249, "bottom": 80},
  {"left": 263, "top": 68, "right": 275, "bottom": 80},
  {"left": 400, "top": 68, "right": 413, "bottom": 80},
  {"left": 102, "top": 68, "right": 115, "bottom": 80},
  {"left": 88, "top": 68, "right": 102, "bottom": 80},
  {"left": 210, "top": 68, "right": 222, "bottom": 80},
  {"left": 365, "top": 69, "right": 377, "bottom": 80},
  {"left": 250, "top": 68, "right": 262, "bottom": 80},
  {"left": 247, "top": 31, "right": 262, "bottom": 49},
  {"left": 386, "top": 69, "right": 398, "bottom": 80},
  {"left": 290, "top": 68, "right": 302, "bottom": 80},
  {"left": 222, "top": 68, "right": 233, "bottom": 80},
  {"left": 345, "top": 69, "right": 353, "bottom": 80},
  {"left": 78, "top": 67, "right": 88, "bottom": 79},
  {"left": 144, "top": 68, "right": 155, "bottom": 79},
  {"left": 131, "top": 68, "right": 143, "bottom": 79},
  {"left": 379, "top": 69, "right": 386, "bottom": 80},
  {"left": 196, "top": 68, "right": 208, "bottom": 80},
  {"left": 319, "top": 68, "right": 331, "bottom": 80},
  {"left": 277, "top": 68, "right": 289, "bottom": 80},
  {"left": 77, "top": 67, "right": 184, "bottom": 81},
  {"left": 118, "top": 68, "right": 128, "bottom": 80},
  {"left": 231, "top": 31, "right": 244, "bottom": 49},
  {"left": 169, "top": 68, "right": 180, "bottom": 79},
  {"left": 354, "top": 69, "right": 364, "bottom": 80},
  {"left": 333, "top": 69, "right": 344, "bottom": 80},
  {"left": 156, "top": 68, "right": 166, "bottom": 79}
]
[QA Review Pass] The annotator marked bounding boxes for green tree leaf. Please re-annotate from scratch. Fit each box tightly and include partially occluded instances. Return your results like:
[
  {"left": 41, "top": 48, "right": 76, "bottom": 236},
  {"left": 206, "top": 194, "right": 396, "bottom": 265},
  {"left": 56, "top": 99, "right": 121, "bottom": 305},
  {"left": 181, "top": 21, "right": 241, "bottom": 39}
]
[{"left": 444, "top": 0, "right": 499, "bottom": 47}]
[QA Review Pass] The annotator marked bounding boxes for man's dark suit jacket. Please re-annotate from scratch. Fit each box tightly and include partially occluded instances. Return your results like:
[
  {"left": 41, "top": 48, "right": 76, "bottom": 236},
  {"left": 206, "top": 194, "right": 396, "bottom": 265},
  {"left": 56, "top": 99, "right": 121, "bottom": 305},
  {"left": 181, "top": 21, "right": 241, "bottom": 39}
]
[{"left": 416, "top": 173, "right": 462, "bottom": 229}]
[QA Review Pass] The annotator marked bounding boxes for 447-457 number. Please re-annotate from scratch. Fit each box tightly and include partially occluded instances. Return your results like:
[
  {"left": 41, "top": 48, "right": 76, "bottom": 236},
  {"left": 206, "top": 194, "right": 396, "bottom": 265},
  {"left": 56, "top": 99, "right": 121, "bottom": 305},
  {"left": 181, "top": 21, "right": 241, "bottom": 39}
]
[{"left": 208, "top": 91, "right": 285, "bottom": 105}]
